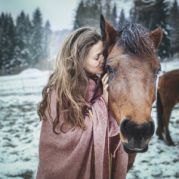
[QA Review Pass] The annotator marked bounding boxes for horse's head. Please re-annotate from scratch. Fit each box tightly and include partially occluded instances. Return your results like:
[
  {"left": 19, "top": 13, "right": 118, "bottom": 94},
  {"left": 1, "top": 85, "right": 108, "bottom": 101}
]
[{"left": 100, "top": 15, "right": 163, "bottom": 153}]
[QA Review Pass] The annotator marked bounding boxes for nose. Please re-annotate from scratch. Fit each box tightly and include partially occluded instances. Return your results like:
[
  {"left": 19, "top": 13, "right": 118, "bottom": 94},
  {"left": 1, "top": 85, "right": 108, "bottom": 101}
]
[
  {"left": 120, "top": 118, "right": 155, "bottom": 139},
  {"left": 99, "top": 54, "right": 104, "bottom": 63},
  {"left": 120, "top": 118, "right": 155, "bottom": 152}
]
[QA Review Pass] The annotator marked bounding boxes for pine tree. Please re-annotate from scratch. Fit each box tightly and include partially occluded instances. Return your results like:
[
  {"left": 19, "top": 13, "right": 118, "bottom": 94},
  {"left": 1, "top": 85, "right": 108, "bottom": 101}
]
[
  {"left": 73, "top": 1, "right": 85, "bottom": 29},
  {"left": 42, "top": 20, "right": 51, "bottom": 61},
  {"left": 130, "top": 0, "right": 170, "bottom": 59},
  {"left": 111, "top": 4, "right": 117, "bottom": 27},
  {"left": 103, "top": 0, "right": 117, "bottom": 27},
  {"left": 0, "top": 13, "right": 5, "bottom": 71},
  {"left": 169, "top": 0, "right": 179, "bottom": 55},
  {"left": 152, "top": 0, "right": 170, "bottom": 59},
  {"left": 130, "top": 0, "right": 154, "bottom": 27},
  {"left": 31, "top": 8, "right": 43, "bottom": 66},
  {"left": 73, "top": 0, "right": 101, "bottom": 29},
  {"left": 119, "top": 9, "right": 126, "bottom": 29},
  {"left": 0, "top": 13, "right": 15, "bottom": 74},
  {"left": 74, "top": 0, "right": 120, "bottom": 30},
  {"left": 14, "top": 11, "right": 32, "bottom": 70}
]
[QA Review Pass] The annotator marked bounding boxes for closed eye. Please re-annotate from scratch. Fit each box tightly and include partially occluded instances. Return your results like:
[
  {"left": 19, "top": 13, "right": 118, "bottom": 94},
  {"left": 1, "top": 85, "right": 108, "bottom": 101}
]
[{"left": 94, "top": 55, "right": 99, "bottom": 61}]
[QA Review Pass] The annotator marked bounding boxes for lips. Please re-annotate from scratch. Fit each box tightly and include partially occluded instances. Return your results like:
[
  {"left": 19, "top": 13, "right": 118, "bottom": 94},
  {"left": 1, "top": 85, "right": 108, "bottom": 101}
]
[{"left": 123, "top": 144, "right": 148, "bottom": 153}]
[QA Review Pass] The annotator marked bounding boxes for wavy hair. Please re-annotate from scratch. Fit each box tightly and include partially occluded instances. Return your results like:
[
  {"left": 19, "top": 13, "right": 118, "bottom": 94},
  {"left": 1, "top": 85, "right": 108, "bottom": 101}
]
[{"left": 38, "top": 27, "right": 101, "bottom": 133}]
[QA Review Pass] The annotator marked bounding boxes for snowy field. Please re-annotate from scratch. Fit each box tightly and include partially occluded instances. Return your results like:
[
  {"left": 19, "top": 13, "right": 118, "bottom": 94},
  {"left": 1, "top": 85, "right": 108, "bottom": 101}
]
[{"left": 0, "top": 60, "right": 179, "bottom": 179}]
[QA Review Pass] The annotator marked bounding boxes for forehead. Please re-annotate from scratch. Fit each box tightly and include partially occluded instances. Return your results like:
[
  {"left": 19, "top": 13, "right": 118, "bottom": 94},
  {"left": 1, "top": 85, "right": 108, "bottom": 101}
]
[
  {"left": 107, "top": 45, "right": 160, "bottom": 69},
  {"left": 88, "top": 41, "right": 103, "bottom": 55}
]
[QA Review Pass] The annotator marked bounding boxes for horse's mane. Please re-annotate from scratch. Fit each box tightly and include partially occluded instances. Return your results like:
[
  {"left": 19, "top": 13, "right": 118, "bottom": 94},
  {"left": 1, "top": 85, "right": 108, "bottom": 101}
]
[{"left": 117, "top": 23, "right": 155, "bottom": 57}]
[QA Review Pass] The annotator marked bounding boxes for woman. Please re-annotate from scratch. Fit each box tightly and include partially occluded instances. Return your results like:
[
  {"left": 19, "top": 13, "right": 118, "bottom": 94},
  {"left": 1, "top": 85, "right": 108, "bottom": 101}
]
[{"left": 36, "top": 27, "right": 128, "bottom": 179}]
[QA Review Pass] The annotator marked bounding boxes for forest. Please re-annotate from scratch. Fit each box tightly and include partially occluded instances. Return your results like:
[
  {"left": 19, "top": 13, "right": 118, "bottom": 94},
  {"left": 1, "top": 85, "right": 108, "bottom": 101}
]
[{"left": 0, "top": 0, "right": 179, "bottom": 75}]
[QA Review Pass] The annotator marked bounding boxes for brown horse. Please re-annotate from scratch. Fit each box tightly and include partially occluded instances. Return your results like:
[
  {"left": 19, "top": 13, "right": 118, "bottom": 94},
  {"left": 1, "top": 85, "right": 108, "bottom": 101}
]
[
  {"left": 156, "top": 69, "right": 179, "bottom": 146},
  {"left": 100, "top": 15, "right": 163, "bottom": 170}
]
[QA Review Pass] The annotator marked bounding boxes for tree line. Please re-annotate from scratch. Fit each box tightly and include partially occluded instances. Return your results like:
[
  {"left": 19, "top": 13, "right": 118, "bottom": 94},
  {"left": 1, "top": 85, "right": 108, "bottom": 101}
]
[
  {"left": 74, "top": 0, "right": 179, "bottom": 60},
  {"left": 0, "top": 0, "right": 179, "bottom": 75},
  {"left": 0, "top": 8, "right": 51, "bottom": 75}
]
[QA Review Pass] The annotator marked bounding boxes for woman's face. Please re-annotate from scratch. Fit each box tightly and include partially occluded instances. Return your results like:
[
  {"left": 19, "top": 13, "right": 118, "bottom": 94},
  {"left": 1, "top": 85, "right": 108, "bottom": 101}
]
[{"left": 84, "top": 41, "right": 104, "bottom": 75}]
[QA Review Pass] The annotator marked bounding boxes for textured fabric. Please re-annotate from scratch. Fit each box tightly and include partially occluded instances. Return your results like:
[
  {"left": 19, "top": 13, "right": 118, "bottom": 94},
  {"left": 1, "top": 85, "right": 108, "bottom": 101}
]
[{"left": 36, "top": 79, "right": 128, "bottom": 179}]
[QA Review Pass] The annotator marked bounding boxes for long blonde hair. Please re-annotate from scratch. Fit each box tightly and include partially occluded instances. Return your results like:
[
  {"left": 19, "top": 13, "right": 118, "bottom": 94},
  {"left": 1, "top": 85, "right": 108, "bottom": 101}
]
[{"left": 38, "top": 27, "right": 101, "bottom": 133}]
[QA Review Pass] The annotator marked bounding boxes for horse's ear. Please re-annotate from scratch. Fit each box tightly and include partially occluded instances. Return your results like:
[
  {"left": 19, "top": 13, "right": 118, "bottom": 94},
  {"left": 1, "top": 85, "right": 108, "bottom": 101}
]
[
  {"left": 100, "top": 14, "right": 106, "bottom": 41},
  {"left": 149, "top": 27, "right": 163, "bottom": 48},
  {"left": 100, "top": 14, "right": 119, "bottom": 44}
]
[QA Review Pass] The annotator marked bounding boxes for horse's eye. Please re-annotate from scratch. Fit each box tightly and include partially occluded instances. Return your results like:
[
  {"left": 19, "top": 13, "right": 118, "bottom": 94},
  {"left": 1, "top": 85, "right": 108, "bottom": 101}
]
[
  {"left": 154, "top": 67, "right": 161, "bottom": 78},
  {"left": 155, "top": 67, "right": 161, "bottom": 75},
  {"left": 106, "top": 65, "right": 114, "bottom": 74}
]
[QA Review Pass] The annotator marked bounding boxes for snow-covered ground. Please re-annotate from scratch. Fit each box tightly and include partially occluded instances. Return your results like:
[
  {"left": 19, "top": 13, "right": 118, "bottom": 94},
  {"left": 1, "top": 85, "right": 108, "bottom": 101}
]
[
  {"left": 0, "top": 69, "right": 52, "bottom": 179},
  {"left": 0, "top": 60, "right": 179, "bottom": 179}
]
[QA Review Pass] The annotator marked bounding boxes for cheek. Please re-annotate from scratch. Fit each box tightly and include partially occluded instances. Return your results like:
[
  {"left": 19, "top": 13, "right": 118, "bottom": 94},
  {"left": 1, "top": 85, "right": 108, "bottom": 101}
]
[
  {"left": 146, "top": 80, "right": 156, "bottom": 104},
  {"left": 89, "top": 60, "right": 99, "bottom": 68},
  {"left": 84, "top": 60, "right": 100, "bottom": 74}
]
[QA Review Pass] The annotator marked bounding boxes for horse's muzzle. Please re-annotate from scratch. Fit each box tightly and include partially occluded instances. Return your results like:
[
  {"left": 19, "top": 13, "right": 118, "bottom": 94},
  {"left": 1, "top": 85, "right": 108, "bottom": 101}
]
[{"left": 120, "top": 119, "right": 155, "bottom": 153}]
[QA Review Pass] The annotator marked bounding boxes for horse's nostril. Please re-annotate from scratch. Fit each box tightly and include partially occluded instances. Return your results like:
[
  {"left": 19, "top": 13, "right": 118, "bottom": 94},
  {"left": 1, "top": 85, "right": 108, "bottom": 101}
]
[
  {"left": 143, "top": 121, "right": 155, "bottom": 137},
  {"left": 120, "top": 118, "right": 130, "bottom": 135},
  {"left": 120, "top": 119, "right": 155, "bottom": 138}
]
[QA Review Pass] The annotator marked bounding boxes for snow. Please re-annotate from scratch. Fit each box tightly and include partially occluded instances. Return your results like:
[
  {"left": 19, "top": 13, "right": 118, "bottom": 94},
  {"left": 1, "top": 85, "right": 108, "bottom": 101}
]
[
  {"left": 0, "top": 68, "right": 50, "bottom": 179},
  {"left": 127, "top": 105, "right": 179, "bottom": 179},
  {"left": 19, "top": 68, "right": 45, "bottom": 77},
  {"left": 0, "top": 60, "right": 179, "bottom": 179},
  {"left": 161, "top": 59, "right": 179, "bottom": 72},
  {"left": 0, "top": 69, "right": 52, "bottom": 96}
]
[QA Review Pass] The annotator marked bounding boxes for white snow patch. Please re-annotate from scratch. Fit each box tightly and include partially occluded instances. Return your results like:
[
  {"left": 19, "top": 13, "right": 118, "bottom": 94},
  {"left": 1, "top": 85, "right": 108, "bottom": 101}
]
[{"left": 0, "top": 60, "right": 178, "bottom": 179}]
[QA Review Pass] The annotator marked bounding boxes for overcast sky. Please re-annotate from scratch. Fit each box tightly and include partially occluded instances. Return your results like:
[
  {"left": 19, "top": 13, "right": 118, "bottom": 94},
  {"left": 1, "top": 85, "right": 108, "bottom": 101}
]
[{"left": 0, "top": 0, "right": 79, "bottom": 31}]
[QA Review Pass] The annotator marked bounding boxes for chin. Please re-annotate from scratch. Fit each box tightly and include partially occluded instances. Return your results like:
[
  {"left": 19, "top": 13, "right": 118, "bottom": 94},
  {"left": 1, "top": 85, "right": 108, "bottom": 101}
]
[
  {"left": 123, "top": 144, "right": 149, "bottom": 153},
  {"left": 97, "top": 69, "right": 104, "bottom": 74}
]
